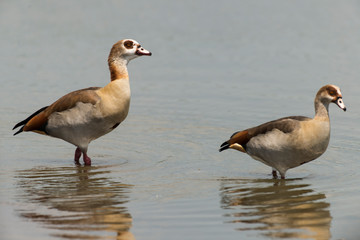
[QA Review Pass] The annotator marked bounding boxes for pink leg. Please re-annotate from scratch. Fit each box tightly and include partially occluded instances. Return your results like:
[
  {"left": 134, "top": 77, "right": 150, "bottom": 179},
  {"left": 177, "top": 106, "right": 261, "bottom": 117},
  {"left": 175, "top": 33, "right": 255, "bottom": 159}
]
[
  {"left": 83, "top": 152, "right": 91, "bottom": 166},
  {"left": 74, "top": 147, "right": 82, "bottom": 165}
]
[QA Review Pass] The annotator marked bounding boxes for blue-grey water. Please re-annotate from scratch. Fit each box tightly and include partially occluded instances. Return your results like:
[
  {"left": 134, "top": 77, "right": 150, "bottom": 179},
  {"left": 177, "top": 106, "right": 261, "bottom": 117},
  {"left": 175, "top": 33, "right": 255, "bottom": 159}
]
[{"left": 1, "top": 1, "right": 360, "bottom": 239}]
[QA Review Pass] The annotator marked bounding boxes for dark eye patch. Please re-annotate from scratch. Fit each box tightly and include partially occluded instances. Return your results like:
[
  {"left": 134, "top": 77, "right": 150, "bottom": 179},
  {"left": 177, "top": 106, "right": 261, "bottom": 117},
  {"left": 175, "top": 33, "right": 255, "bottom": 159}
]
[
  {"left": 326, "top": 86, "right": 337, "bottom": 96},
  {"left": 124, "top": 40, "right": 134, "bottom": 49},
  {"left": 329, "top": 90, "right": 336, "bottom": 96}
]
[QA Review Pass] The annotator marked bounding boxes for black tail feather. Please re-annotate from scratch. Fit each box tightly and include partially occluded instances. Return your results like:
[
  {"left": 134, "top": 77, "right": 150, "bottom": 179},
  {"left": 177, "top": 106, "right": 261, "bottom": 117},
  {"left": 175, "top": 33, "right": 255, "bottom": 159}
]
[
  {"left": 219, "top": 141, "right": 230, "bottom": 152},
  {"left": 13, "top": 127, "right": 25, "bottom": 136},
  {"left": 12, "top": 106, "right": 48, "bottom": 135}
]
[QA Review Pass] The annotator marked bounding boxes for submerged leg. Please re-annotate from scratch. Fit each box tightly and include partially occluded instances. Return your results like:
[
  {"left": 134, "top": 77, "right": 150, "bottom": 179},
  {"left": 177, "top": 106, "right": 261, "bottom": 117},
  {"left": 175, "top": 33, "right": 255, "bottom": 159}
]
[
  {"left": 74, "top": 147, "right": 82, "bottom": 165},
  {"left": 83, "top": 152, "right": 92, "bottom": 166},
  {"left": 272, "top": 169, "right": 278, "bottom": 179}
]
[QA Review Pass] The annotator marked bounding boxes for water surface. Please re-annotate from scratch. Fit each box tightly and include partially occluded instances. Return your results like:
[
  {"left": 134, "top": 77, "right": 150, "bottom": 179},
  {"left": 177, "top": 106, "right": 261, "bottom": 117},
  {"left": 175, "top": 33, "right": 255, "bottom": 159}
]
[{"left": 1, "top": 0, "right": 360, "bottom": 239}]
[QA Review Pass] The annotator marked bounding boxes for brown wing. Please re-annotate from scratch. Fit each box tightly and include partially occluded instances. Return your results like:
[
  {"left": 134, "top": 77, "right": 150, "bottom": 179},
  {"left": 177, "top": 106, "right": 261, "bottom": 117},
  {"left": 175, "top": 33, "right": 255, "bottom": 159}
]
[
  {"left": 13, "top": 87, "right": 101, "bottom": 135},
  {"left": 219, "top": 116, "right": 311, "bottom": 152},
  {"left": 246, "top": 116, "right": 310, "bottom": 137}
]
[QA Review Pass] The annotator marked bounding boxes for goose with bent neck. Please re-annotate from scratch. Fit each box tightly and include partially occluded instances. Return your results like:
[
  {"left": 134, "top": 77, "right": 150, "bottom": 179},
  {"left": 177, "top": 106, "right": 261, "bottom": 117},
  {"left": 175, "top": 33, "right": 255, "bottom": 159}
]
[
  {"left": 13, "top": 39, "right": 152, "bottom": 166},
  {"left": 219, "top": 84, "right": 346, "bottom": 179}
]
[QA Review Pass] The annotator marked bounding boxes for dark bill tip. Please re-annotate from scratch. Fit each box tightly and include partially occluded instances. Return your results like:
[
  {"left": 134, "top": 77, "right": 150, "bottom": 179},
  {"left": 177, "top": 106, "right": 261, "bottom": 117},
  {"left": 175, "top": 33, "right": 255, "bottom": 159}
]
[{"left": 219, "top": 142, "right": 230, "bottom": 152}]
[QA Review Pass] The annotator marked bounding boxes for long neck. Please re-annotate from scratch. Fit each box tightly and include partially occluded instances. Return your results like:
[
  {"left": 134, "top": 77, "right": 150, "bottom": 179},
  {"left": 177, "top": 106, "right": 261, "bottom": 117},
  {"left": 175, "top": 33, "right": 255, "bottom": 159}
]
[
  {"left": 314, "top": 98, "right": 330, "bottom": 120},
  {"left": 108, "top": 58, "right": 129, "bottom": 81}
]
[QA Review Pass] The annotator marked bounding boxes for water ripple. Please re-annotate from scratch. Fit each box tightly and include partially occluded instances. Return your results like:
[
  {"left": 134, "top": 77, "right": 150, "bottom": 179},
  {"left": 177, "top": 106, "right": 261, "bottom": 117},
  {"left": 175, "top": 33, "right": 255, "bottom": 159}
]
[
  {"left": 15, "top": 166, "right": 135, "bottom": 240},
  {"left": 219, "top": 178, "right": 331, "bottom": 239}
]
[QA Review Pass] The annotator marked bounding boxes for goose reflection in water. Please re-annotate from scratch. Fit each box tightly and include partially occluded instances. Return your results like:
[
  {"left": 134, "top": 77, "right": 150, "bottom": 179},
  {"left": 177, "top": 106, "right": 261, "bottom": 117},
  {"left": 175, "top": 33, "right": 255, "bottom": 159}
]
[
  {"left": 15, "top": 165, "right": 135, "bottom": 240},
  {"left": 219, "top": 178, "right": 331, "bottom": 239}
]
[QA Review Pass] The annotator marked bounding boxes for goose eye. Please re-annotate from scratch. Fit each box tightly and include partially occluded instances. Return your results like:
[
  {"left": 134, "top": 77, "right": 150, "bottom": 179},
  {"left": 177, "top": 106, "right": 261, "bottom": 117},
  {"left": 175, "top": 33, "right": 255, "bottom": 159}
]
[
  {"left": 328, "top": 90, "right": 336, "bottom": 96},
  {"left": 124, "top": 40, "right": 134, "bottom": 49},
  {"left": 326, "top": 86, "right": 337, "bottom": 97}
]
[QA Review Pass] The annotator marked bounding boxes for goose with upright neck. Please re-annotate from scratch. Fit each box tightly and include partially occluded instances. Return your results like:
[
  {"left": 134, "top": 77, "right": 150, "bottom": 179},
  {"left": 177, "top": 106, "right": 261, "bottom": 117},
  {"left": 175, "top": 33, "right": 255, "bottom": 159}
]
[
  {"left": 219, "top": 85, "right": 346, "bottom": 179},
  {"left": 13, "top": 39, "right": 151, "bottom": 166}
]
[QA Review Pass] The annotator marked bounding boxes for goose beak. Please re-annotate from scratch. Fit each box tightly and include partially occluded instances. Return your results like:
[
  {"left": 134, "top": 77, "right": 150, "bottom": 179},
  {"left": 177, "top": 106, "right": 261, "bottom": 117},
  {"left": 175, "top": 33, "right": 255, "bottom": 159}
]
[
  {"left": 136, "top": 46, "right": 152, "bottom": 56},
  {"left": 336, "top": 97, "right": 346, "bottom": 111}
]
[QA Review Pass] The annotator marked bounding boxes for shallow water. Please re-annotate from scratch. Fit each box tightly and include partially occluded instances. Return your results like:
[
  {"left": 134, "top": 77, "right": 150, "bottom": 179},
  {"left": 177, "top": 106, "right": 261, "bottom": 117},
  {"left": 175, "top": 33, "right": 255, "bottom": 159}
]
[
  {"left": 14, "top": 166, "right": 134, "bottom": 239},
  {"left": 1, "top": 0, "right": 360, "bottom": 239}
]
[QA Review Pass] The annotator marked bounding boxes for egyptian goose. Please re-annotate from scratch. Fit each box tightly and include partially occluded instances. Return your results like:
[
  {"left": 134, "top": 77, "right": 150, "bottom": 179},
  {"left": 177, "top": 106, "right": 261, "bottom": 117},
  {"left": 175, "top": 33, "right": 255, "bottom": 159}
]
[
  {"left": 219, "top": 85, "right": 346, "bottom": 179},
  {"left": 13, "top": 39, "right": 151, "bottom": 166}
]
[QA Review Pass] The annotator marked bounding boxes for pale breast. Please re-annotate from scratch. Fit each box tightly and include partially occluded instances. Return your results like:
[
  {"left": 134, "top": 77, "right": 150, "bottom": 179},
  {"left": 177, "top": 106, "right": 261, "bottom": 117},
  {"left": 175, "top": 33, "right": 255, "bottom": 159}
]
[
  {"left": 96, "top": 80, "right": 131, "bottom": 122},
  {"left": 297, "top": 119, "right": 330, "bottom": 155}
]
